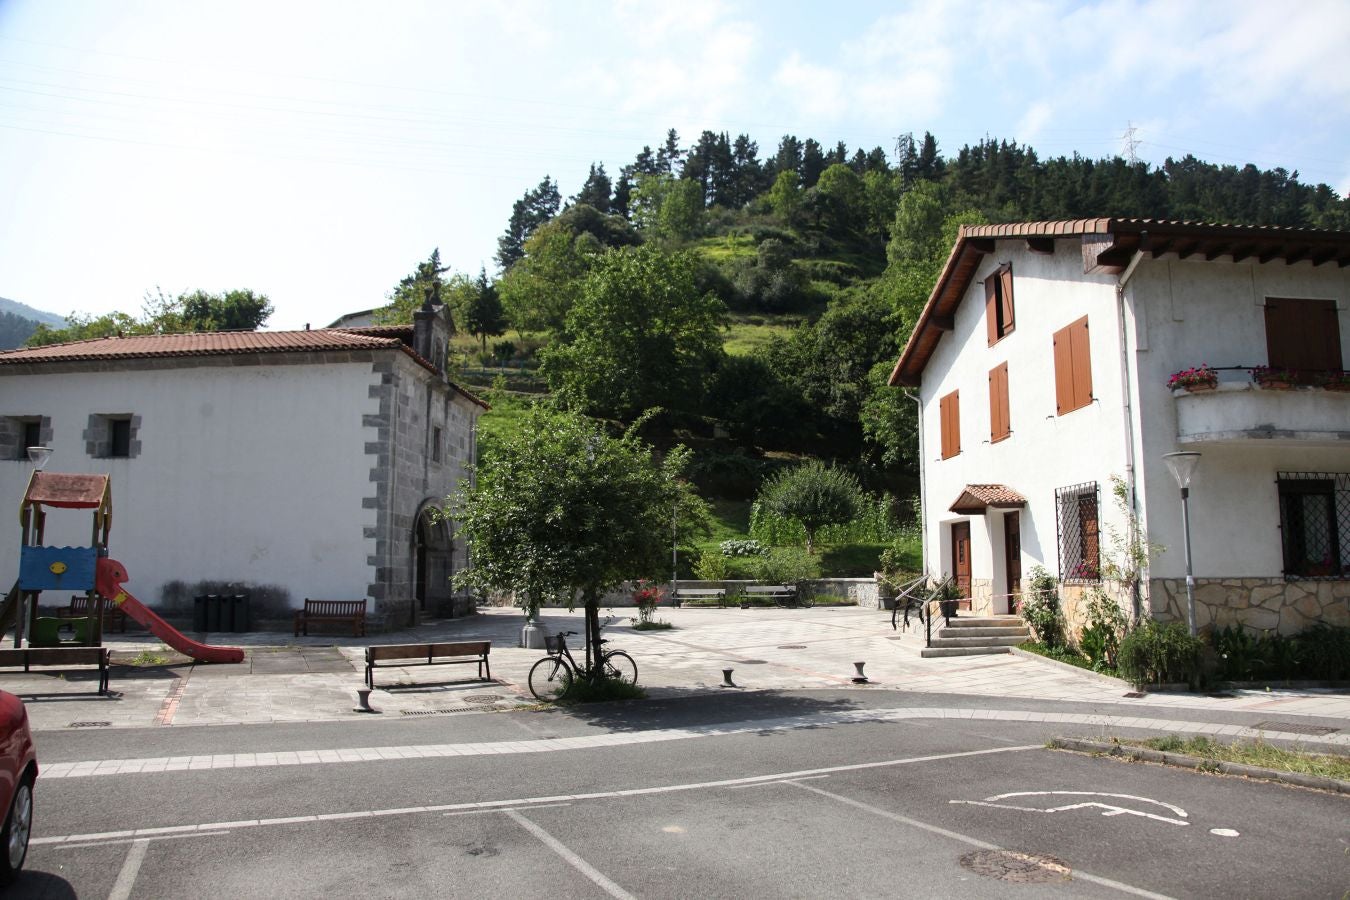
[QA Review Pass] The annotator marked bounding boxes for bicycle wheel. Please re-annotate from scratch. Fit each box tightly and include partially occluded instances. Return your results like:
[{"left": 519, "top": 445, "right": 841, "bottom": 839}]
[
  {"left": 528, "top": 657, "right": 575, "bottom": 701},
  {"left": 601, "top": 650, "right": 638, "bottom": 685}
]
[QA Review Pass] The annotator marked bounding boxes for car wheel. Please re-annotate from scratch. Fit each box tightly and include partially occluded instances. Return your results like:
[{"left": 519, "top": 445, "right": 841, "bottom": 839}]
[{"left": 0, "top": 775, "right": 33, "bottom": 882}]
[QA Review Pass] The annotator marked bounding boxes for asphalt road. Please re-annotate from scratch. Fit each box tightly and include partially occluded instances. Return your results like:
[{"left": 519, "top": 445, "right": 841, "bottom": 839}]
[{"left": 11, "top": 690, "right": 1350, "bottom": 899}]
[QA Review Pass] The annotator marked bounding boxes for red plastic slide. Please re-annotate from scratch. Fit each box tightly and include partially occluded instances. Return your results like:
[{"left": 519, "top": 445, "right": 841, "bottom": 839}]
[{"left": 95, "top": 558, "right": 245, "bottom": 664}]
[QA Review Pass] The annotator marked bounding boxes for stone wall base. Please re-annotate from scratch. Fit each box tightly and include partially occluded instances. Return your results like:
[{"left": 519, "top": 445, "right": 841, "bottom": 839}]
[{"left": 1150, "top": 577, "right": 1349, "bottom": 635}]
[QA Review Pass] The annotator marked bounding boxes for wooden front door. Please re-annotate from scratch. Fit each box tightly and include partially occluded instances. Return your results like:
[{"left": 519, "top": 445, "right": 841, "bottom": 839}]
[
  {"left": 951, "top": 521, "right": 972, "bottom": 598},
  {"left": 1004, "top": 511, "right": 1022, "bottom": 612}
]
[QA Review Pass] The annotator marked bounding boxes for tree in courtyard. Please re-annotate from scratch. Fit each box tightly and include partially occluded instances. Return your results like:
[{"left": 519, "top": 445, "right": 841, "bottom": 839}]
[
  {"left": 450, "top": 406, "right": 705, "bottom": 676},
  {"left": 539, "top": 245, "right": 725, "bottom": 420},
  {"left": 755, "top": 460, "right": 863, "bottom": 554}
]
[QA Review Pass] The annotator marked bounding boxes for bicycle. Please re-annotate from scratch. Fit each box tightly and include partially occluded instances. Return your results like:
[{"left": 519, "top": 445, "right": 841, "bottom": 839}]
[{"left": 527, "top": 626, "right": 638, "bottom": 702}]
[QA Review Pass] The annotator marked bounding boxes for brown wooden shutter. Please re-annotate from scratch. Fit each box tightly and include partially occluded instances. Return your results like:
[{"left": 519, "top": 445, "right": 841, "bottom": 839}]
[
  {"left": 989, "top": 362, "right": 1010, "bottom": 442},
  {"left": 985, "top": 276, "right": 999, "bottom": 346},
  {"left": 940, "top": 390, "right": 960, "bottom": 459},
  {"left": 1265, "top": 298, "right": 1342, "bottom": 371},
  {"left": 1052, "top": 325, "right": 1073, "bottom": 414},
  {"left": 1070, "top": 316, "right": 1092, "bottom": 409},
  {"left": 999, "top": 264, "right": 1015, "bottom": 336}
]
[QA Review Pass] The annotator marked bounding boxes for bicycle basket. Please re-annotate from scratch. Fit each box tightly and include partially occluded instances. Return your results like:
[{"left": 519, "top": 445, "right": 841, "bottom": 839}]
[{"left": 545, "top": 634, "right": 564, "bottom": 653}]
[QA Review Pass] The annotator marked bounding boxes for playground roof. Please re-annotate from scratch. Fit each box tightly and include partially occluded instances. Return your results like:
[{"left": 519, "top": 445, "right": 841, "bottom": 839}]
[{"left": 24, "top": 472, "right": 110, "bottom": 509}]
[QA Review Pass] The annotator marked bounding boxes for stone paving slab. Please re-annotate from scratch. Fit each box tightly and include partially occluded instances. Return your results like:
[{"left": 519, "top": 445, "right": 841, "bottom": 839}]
[{"left": 4, "top": 606, "right": 1347, "bottom": 733}]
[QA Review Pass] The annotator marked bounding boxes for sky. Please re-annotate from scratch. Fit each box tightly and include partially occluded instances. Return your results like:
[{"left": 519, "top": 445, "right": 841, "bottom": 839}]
[{"left": 1, "top": 0, "right": 1348, "bottom": 331}]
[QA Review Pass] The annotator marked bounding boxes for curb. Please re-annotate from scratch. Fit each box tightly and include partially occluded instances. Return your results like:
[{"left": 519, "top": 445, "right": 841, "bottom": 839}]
[
  {"left": 1008, "top": 647, "right": 1191, "bottom": 692},
  {"left": 1050, "top": 737, "right": 1350, "bottom": 794}
]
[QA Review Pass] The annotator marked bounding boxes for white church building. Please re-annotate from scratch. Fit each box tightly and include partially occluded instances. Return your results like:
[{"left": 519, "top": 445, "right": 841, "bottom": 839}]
[{"left": 0, "top": 304, "right": 486, "bottom": 627}]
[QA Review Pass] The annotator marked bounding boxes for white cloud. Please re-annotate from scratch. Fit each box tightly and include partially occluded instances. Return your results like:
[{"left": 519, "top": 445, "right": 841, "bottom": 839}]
[{"left": 1015, "top": 102, "right": 1055, "bottom": 145}]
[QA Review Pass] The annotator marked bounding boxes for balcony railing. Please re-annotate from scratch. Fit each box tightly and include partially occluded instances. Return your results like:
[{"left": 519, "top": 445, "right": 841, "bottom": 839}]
[{"left": 1169, "top": 366, "right": 1350, "bottom": 445}]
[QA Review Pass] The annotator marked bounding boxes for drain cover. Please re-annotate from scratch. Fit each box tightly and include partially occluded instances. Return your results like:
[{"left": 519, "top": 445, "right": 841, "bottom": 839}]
[
  {"left": 399, "top": 708, "right": 467, "bottom": 716},
  {"left": 1122, "top": 691, "right": 1145, "bottom": 699},
  {"left": 1254, "top": 721, "right": 1338, "bottom": 736},
  {"left": 738, "top": 659, "right": 768, "bottom": 665},
  {"left": 778, "top": 645, "right": 807, "bottom": 649},
  {"left": 959, "top": 850, "right": 1071, "bottom": 883},
  {"left": 463, "top": 694, "right": 504, "bottom": 704},
  {"left": 69, "top": 721, "right": 111, "bottom": 728}
]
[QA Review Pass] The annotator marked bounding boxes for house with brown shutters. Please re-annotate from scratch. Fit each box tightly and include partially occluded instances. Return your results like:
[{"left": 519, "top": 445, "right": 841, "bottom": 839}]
[
  {"left": 890, "top": 219, "right": 1350, "bottom": 636},
  {"left": 0, "top": 304, "right": 488, "bottom": 628}
]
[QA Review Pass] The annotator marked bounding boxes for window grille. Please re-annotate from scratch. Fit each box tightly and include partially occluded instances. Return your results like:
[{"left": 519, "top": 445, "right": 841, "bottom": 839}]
[
  {"left": 1277, "top": 472, "right": 1348, "bottom": 579},
  {"left": 1055, "top": 481, "right": 1100, "bottom": 582}
]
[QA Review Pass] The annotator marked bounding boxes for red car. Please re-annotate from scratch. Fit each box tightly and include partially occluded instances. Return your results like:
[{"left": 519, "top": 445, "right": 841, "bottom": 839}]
[{"left": 0, "top": 691, "right": 36, "bottom": 882}]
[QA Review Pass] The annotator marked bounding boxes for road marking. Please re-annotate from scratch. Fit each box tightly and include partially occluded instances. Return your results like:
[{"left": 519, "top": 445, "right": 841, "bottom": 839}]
[
  {"left": 951, "top": 791, "right": 1190, "bottom": 827},
  {"left": 785, "top": 780, "right": 1177, "bottom": 900},
  {"left": 106, "top": 838, "right": 150, "bottom": 900},
  {"left": 1210, "top": 828, "right": 1240, "bottom": 837},
  {"left": 37, "top": 706, "right": 1346, "bottom": 780},
  {"left": 57, "top": 832, "right": 227, "bottom": 852},
  {"left": 505, "top": 809, "right": 636, "bottom": 900},
  {"left": 32, "top": 744, "right": 1036, "bottom": 848}
]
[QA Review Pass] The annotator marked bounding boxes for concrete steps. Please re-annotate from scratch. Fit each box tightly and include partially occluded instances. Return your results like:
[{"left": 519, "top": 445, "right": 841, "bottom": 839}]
[{"left": 919, "top": 614, "right": 1031, "bottom": 659}]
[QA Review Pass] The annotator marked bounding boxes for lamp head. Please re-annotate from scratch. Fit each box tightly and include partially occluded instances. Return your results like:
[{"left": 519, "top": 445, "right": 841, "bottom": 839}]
[
  {"left": 1162, "top": 451, "right": 1201, "bottom": 489},
  {"left": 26, "top": 446, "right": 52, "bottom": 471}
]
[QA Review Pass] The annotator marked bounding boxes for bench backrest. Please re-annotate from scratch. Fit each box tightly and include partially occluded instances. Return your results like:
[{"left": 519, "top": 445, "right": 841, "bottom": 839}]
[
  {"left": 0, "top": 647, "right": 108, "bottom": 665},
  {"left": 674, "top": 589, "right": 725, "bottom": 597},
  {"left": 743, "top": 585, "right": 794, "bottom": 594},
  {"left": 366, "top": 641, "right": 490, "bottom": 662},
  {"left": 303, "top": 599, "right": 367, "bottom": 616}
]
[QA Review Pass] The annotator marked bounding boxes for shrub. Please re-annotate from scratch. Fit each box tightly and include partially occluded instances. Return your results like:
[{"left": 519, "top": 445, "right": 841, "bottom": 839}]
[
  {"left": 753, "top": 460, "right": 863, "bottom": 554},
  {"left": 719, "top": 539, "right": 767, "bottom": 558},
  {"left": 631, "top": 581, "right": 663, "bottom": 625},
  {"left": 1020, "top": 566, "right": 1064, "bottom": 648},
  {"left": 693, "top": 550, "right": 729, "bottom": 581},
  {"left": 750, "top": 547, "right": 820, "bottom": 586},
  {"left": 1295, "top": 624, "right": 1350, "bottom": 680},
  {"left": 1078, "top": 587, "right": 1127, "bottom": 671},
  {"left": 1117, "top": 620, "right": 1204, "bottom": 687}
]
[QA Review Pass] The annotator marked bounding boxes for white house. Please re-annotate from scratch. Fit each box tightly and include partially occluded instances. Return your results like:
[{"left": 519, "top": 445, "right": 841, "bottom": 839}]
[
  {"left": 0, "top": 304, "right": 487, "bottom": 627},
  {"left": 890, "top": 219, "right": 1350, "bottom": 636}
]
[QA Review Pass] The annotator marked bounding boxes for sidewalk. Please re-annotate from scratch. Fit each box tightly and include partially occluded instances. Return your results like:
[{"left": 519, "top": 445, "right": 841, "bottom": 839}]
[{"left": 6, "top": 606, "right": 1349, "bottom": 732}]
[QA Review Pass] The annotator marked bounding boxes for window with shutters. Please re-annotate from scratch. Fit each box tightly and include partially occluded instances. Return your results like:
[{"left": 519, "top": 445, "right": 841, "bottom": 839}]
[
  {"left": 985, "top": 263, "right": 1015, "bottom": 346},
  {"left": 1052, "top": 316, "right": 1092, "bottom": 415},
  {"left": 1264, "top": 298, "right": 1343, "bottom": 373},
  {"left": 939, "top": 390, "right": 960, "bottom": 460},
  {"left": 989, "top": 362, "right": 1010, "bottom": 443},
  {"left": 1276, "top": 472, "right": 1348, "bottom": 578},
  {"left": 1055, "top": 481, "right": 1100, "bottom": 582}
]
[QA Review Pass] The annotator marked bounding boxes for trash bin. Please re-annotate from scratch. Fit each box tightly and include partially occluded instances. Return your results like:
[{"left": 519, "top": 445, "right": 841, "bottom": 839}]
[
  {"left": 194, "top": 593, "right": 251, "bottom": 632},
  {"left": 225, "top": 594, "right": 250, "bottom": 632}
]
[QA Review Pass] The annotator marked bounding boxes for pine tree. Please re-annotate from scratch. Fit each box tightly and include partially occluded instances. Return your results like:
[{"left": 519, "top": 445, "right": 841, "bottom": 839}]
[
  {"left": 575, "top": 163, "right": 612, "bottom": 213},
  {"left": 496, "top": 176, "right": 561, "bottom": 270}
]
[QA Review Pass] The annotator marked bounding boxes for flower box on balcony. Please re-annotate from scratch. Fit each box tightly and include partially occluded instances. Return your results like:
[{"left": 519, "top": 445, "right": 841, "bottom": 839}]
[
  {"left": 1167, "top": 365, "right": 1218, "bottom": 392},
  {"left": 1250, "top": 366, "right": 1321, "bottom": 390}
]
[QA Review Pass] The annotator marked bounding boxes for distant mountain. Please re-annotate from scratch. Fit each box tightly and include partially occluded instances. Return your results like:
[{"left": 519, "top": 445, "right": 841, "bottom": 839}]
[{"left": 0, "top": 296, "right": 66, "bottom": 328}]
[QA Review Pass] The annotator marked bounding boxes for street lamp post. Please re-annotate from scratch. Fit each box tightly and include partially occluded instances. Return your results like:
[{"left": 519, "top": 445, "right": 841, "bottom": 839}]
[{"left": 1162, "top": 451, "right": 1202, "bottom": 636}]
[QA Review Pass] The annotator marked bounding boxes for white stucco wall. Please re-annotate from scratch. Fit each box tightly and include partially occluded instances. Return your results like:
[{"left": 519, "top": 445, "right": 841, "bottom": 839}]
[
  {"left": 918, "top": 242, "right": 1130, "bottom": 606},
  {"left": 1125, "top": 256, "right": 1350, "bottom": 579},
  {"left": 1, "top": 361, "right": 380, "bottom": 611}
]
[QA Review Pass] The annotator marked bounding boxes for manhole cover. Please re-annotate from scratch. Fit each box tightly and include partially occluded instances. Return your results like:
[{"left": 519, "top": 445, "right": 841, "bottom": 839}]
[
  {"left": 1254, "top": 721, "right": 1338, "bottom": 736},
  {"left": 69, "top": 721, "right": 111, "bottom": 728},
  {"left": 463, "top": 694, "right": 504, "bottom": 704},
  {"left": 959, "top": 850, "right": 1071, "bottom": 883},
  {"left": 1122, "top": 691, "right": 1145, "bottom": 698},
  {"left": 739, "top": 660, "right": 768, "bottom": 665},
  {"left": 778, "top": 645, "right": 807, "bottom": 650}
]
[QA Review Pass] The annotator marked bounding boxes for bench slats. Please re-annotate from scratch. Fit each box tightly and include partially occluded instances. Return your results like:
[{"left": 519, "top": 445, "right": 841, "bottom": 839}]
[
  {"left": 295, "top": 599, "right": 367, "bottom": 637},
  {"left": 364, "top": 641, "right": 492, "bottom": 688},
  {"left": 0, "top": 647, "right": 110, "bottom": 694}
]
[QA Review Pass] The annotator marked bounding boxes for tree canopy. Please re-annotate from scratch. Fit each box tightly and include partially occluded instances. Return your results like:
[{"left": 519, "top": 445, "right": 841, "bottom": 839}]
[
  {"left": 27, "top": 288, "right": 273, "bottom": 346},
  {"left": 756, "top": 460, "right": 864, "bottom": 554},
  {"left": 451, "top": 405, "right": 703, "bottom": 671}
]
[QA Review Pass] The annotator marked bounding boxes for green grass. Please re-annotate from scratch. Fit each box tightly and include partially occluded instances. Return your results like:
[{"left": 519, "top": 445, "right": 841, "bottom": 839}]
[
  {"left": 476, "top": 390, "right": 538, "bottom": 445},
  {"left": 692, "top": 233, "right": 757, "bottom": 261},
  {"left": 722, "top": 321, "right": 793, "bottom": 356},
  {"left": 633, "top": 620, "right": 673, "bottom": 631},
  {"left": 1018, "top": 641, "right": 1098, "bottom": 671},
  {"left": 1123, "top": 735, "right": 1350, "bottom": 780},
  {"left": 563, "top": 676, "right": 647, "bottom": 703}
]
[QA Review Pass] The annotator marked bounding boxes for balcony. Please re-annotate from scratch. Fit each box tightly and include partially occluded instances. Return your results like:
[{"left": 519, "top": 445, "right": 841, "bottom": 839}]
[{"left": 1171, "top": 368, "right": 1350, "bottom": 445}]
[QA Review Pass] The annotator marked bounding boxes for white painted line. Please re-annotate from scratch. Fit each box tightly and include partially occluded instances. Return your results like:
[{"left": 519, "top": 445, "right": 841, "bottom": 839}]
[
  {"left": 34, "top": 745, "right": 1036, "bottom": 848},
  {"left": 504, "top": 809, "right": 635, "bottom": 900},
  {"left": 106, "top": 838, "right": 150, "bottom": 900},
  {"left": 951, "top": 791, "right": 1190, "bottom": 827},
  {"left": 55, "top": 832, "right": 228, "bottom": 852},
  {"left": 786, "top": 780, "right": 1177, "bottom": 900}
]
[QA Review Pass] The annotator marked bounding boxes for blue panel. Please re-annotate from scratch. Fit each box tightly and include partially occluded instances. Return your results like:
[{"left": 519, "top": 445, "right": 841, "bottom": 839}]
[{"left": 18, "top": 546, "right": 98, "bottom": 592}]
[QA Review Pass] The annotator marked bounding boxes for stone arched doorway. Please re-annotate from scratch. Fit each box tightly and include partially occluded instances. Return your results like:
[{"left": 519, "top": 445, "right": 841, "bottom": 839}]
[{"left": 412, "top": 503, "right": 452, "bottom": 625}]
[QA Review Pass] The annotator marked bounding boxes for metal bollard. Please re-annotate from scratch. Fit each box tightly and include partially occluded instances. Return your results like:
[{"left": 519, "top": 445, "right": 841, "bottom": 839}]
[
  {"left": 354, "top": 688, "right": 378, "bottom": 712},
  {"left": 851, "top": 661, "right": 869, "bottom": 684},
  {"left": 721, "top": 668, "right": 736, "bottom": 688}
]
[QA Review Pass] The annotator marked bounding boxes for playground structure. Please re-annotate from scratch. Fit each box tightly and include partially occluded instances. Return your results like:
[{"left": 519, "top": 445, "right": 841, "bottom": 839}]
[{"left": 2, "top": 466, "right": 243, "bottom": 664}]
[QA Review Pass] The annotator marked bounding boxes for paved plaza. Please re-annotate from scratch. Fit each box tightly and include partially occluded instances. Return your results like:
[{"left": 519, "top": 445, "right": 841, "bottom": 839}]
[{"left": 5, "top": 605, "right": 1348, "bottom": 734}]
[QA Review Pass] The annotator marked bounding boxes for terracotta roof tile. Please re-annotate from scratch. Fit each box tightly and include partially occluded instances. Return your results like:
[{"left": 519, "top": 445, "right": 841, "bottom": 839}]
[
  {"left": 949, "top": 484, "right": 1027, "bottom": 514},
  {"left": 0, "top": 329, "right": 403, "bottom": 364}
]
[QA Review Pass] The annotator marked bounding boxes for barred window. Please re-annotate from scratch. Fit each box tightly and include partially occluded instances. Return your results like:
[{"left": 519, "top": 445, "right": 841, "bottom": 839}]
[
  {"left": 1056, "top": 481, "right": 1100, "bottom": 582},
  {"left": 1277, "top": 472, "right": 1348, "bottom": 578}
]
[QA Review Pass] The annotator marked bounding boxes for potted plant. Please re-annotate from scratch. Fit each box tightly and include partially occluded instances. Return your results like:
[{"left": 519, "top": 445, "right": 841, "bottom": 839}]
[
  {"left": 1167, "top": 364, "right": 1218, "bottom": 392},
  {"left": 1322, "top": 369, "right": 1350, "bottom": 392},
  {"left": 932, "top": 581, "right": 964, "bottom": 618},
  {"left": 1252, "top": 366, "right": 1321, "bottom": 389}
]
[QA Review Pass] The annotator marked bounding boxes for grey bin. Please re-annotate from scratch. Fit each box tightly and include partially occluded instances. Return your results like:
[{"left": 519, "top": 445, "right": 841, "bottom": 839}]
[{"left": 193, "top": 594, "right": 251, "bottom": 632}]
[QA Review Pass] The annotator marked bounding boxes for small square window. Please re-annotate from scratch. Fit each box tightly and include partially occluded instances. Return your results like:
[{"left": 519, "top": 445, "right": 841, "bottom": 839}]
[
  {"left": 109, "top": 419, "right": 132, "bottom": 457},
  {"left": 4, "top": 417, "right": 47, "bottom": 461},
  {"left": 86, "top": 414, "right": 138, "bottom": 459}
]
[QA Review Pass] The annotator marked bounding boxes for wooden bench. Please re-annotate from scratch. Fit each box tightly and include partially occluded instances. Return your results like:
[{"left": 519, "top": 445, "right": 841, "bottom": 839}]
[
  {"left": 58, "top": 595, "right": 128, "bottom": 633},
  {"left": 365, "top": 641, "right": 491, "bottom": 688},
  {"left": 294, "top": 599, "right": 367, "bottom": 637},
  {"left": 671, "top": 588, "right": 727, "bottom": 608},
  {"left": 0, "top": 647, "right": 110, "bottom": 695},
  {"left": 741, "top": 585, "right": 801, "bottom": 607}
]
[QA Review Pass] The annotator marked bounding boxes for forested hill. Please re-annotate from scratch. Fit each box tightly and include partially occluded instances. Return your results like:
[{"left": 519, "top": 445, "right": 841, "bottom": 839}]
[{"left": 428, "top": 131, "right": 1349, "bottom": 497}]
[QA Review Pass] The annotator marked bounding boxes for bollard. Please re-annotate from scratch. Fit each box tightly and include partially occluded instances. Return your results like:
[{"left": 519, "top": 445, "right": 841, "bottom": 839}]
[
  {"left": 721, "top": 668, "right": 736, "bottom": 688},
  {"left": 354, "top": 688, "right": 378, "bottom": 713},
  {"left": 851, "top": 661, "right": 869, "bottom": 684}
]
